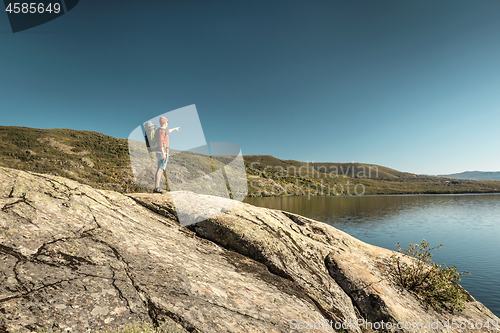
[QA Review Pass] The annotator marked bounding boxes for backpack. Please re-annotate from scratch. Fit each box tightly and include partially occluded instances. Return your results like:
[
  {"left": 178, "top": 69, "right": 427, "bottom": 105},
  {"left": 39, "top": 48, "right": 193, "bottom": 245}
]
[{"left": 143, "top": 121, "right": 167, "bottom": 152}]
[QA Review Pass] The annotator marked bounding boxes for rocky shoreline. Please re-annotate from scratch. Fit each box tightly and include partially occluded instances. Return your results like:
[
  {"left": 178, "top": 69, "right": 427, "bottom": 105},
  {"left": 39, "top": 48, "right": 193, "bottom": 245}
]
[{"left": 0, "top": 167, "right": 498, "bottom": 332}]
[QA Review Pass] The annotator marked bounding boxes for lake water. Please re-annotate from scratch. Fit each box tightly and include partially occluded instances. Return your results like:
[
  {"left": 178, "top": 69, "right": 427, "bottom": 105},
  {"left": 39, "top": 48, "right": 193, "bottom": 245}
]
[{"left": 244, "top": 193, "right": 500, "bottom": 317}]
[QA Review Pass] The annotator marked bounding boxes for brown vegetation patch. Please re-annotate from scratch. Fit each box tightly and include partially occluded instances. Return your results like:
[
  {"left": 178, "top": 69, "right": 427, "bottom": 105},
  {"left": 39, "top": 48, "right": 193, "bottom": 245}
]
[{"left": 37, "top": 138, "right": 89, "bottom": 155}]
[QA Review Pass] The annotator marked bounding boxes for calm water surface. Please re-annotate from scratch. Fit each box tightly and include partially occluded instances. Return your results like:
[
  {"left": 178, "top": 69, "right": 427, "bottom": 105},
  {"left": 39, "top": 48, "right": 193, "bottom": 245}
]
[{"left": 244, "top": 194, "right": 500, "bottom": 316}]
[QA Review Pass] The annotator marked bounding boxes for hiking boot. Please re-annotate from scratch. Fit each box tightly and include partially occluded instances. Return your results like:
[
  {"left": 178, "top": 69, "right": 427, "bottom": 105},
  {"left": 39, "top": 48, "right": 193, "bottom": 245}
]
[{"left": 153, "top": 187, "right": 166, "bottom": 194}]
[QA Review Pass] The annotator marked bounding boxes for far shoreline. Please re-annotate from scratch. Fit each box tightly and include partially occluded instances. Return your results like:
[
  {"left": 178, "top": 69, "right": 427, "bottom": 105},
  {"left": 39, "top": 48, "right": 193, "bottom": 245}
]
[{"left": 244, "top": 191, "right": 500, "bottom": 200}]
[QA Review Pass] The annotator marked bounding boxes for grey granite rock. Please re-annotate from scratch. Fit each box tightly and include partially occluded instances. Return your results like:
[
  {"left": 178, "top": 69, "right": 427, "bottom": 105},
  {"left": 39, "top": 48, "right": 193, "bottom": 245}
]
[
  {"left": 0, "top": 167, "right": 329, "bottom": 332},
  {"left": 1, "top": 166, "right": 499, "bottom": 332},
  {"left": 130, "top": 191, "right": 500, "bottom": 333}
]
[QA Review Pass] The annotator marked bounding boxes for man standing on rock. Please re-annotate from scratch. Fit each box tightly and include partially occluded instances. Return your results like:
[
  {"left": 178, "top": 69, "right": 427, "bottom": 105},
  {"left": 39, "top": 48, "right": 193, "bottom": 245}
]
[{"left": 154, "top": 116, "right": 179, "bottom": 193}]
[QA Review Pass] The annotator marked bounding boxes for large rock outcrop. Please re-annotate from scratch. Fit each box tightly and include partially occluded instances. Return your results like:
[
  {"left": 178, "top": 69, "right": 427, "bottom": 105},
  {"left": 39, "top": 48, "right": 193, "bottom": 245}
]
[
  {"left": 0, "top": 167, "right": 329, "bottom": 332},
  {"left": 0, "top": 166, "right": 499, "bottom": 332},
  {"left": 129, "top": 194, "right": 500, "bottom": 333}
]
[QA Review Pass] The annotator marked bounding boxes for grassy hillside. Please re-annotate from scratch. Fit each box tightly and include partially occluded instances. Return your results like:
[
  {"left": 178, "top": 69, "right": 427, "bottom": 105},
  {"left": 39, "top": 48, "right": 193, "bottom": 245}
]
[
  {"left": 243, "top": 155, "right": 500, "bottom": 196},
  {"left": 1, "top": 126, "right": 499, "bottom": 196},
  {"left": 0, "top": 126, "right": 141, "bottom": 192}
]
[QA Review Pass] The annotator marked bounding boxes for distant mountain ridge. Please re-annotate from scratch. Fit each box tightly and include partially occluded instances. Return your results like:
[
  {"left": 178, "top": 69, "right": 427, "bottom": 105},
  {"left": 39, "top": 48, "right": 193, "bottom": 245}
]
[{"left": 438, "top": 171, "right": 500, "bottom": 181}]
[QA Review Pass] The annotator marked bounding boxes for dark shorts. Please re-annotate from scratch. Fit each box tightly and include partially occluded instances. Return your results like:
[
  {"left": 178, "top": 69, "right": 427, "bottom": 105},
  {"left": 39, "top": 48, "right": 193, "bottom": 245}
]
[{"left": 156, "top": 152, "right": 168, "bottom": 170}]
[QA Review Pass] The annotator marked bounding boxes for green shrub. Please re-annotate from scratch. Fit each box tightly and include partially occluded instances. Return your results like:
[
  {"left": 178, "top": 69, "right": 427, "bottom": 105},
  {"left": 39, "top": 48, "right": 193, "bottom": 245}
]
[{"left": 390, "top": 239, "right": 470, "bottom": 311}]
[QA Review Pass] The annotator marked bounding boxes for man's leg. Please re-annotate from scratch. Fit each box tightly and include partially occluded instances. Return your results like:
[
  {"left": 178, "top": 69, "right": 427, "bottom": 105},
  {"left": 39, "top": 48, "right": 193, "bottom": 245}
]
[
  {"left": 154, "top": 153, "right": 168, "bottom": 193},
  {"left": 155, "top": 152, "right": 163, "bottom": 190},
  {"left": 154, "top": 167, "right": 163, "bottom": 189}
]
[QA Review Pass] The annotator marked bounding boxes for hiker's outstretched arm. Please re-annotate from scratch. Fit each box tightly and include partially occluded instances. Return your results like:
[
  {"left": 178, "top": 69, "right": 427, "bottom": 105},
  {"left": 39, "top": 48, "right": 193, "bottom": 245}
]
[{"left": 167, "top": 127, "right": 180, "bottom": 134}]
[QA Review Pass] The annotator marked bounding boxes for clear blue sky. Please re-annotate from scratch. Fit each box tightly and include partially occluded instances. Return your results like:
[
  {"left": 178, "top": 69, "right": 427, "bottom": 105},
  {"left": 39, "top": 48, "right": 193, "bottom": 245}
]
[{"left": 1, "top": 1, "right": 499, "bottom": 175}]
